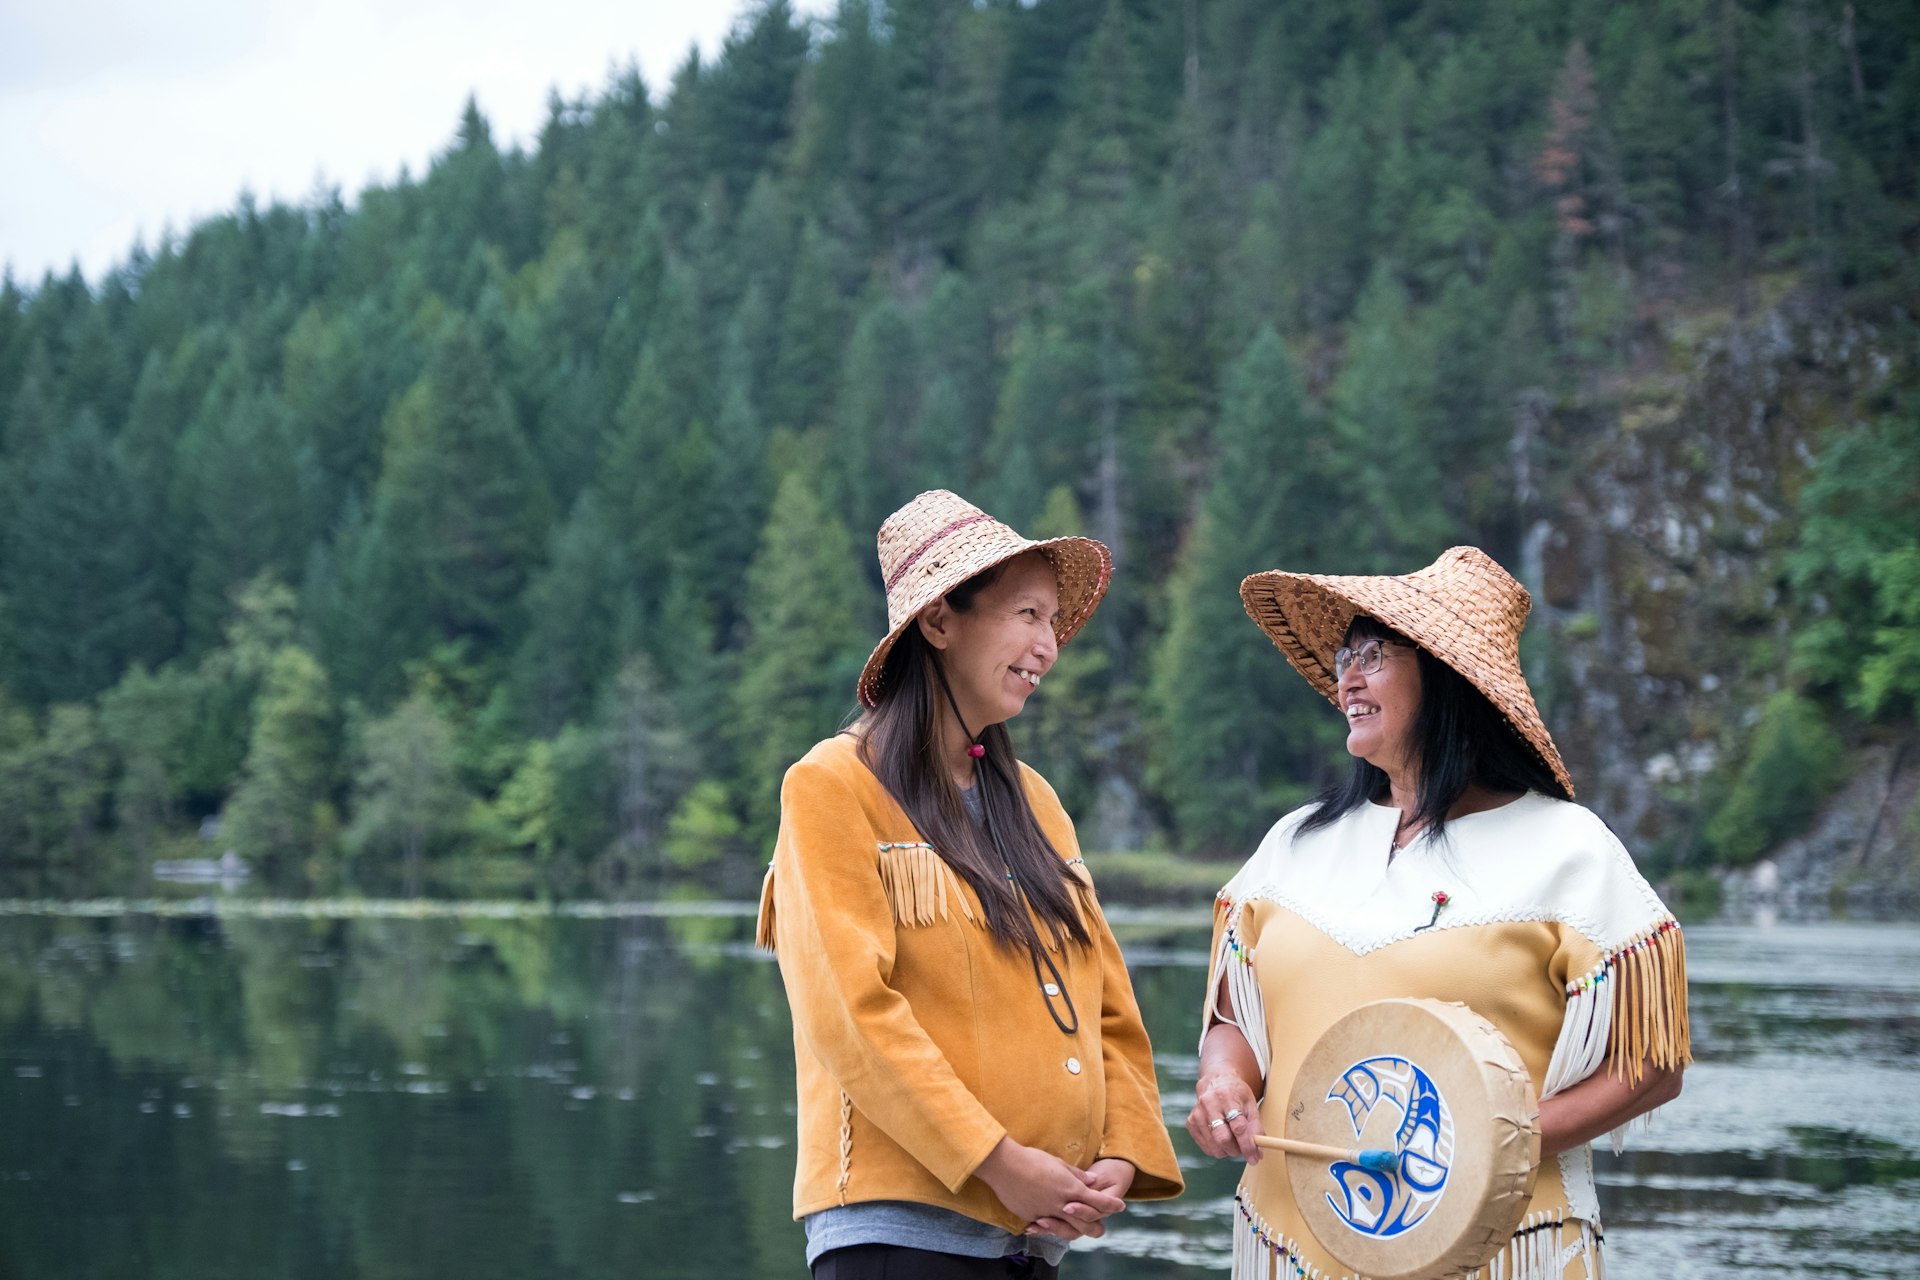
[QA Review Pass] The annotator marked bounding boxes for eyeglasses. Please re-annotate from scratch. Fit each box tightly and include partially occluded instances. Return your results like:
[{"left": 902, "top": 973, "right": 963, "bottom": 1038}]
[{"left": 1333, "top": 639, "right": 1412, "bottom": 679}]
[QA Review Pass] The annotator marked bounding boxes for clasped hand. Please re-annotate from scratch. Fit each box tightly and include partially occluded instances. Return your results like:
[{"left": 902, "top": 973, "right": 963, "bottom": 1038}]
[{"left": 975, "top": 1137, "right": 1133, "bottom": 1240}]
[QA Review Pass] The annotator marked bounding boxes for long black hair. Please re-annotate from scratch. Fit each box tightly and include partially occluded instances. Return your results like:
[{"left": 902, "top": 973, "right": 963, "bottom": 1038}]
[
  {"left": 858, "top": 561, "right": 1093, "bottom": 955},
  {"left": 1298, "top": 615, "right": 1571, "bottom": 845}
]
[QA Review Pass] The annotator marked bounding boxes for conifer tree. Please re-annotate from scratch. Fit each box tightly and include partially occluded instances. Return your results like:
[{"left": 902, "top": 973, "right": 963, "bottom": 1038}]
[
  {"left": 1148, "top": 328, "right": 1332, "bottom": 852},
  {"left": 768, "top": 221, "right": 849, "bottom": 433},
  {"left": 883, "top": 0, "right": 994, "bottom": 257},
  {"left": 909, "top": 374, "right": 975, "bottom": 494},
  {"left": 1221, "top": 181, "right": 1293, "bottom": 353},
  {"left": 504, "top": 238, "right": 610, "bottom": 508},
  {"left": 787, "top": 0, "right": 890, "bottom": 216},
  {"left": 1289, "top": 62, "right": 1373, "bottom": 326},
  {"left": 423, "top": 98, "right": 520, "bottom": 271},
  {"left": 831, "top": 295, "right": 917, "bottom": 537},
  {"left": 1327, "top": 264, "right": 1451, "bottom": 568},
  {"left": 2, "top": 342, "right": 64, "bottom": 460},
  {"left": 224, "top": 646, "right": 340, "bottom": 863},
  {"left": 732, "top": 465, "right": 871, "bottom": 842},
  {"left": 734, "top": 178, "right": 800, "bottom": 313},
  {"left": 709, "top": 309, "right": 775, "bottom": 591},
  {"left": 1, "top": 412, "right": 170, "bottom": 705},
  {"left": 1012, "top": 485, "right": 1111, "bottom": 821},
  {"left": 509, "top": 492, "right": 633, "bottom": 735},
  {"left": 0, "top": 277, "right": 26, "bottom": 408},
  {"left": 985, "top": 324, "right": 1072, "bottom": 528},
  {"left": 579, "top": 66, "right": 656, "bottom": 253},
  {"left": 650, "top": 570, "right": 732, "bottom": 768},
  {"left": 702, "top": 0, "right": 811, "bottom": 203},
  {"left": 358, "top": 320, "right": 553, "bottom": 675},
  {"left": 277, "top": 302, "right": 415, "bottom": 521},
  {"left": 177, "top": 384, "right": 312, "bottom": 649}
]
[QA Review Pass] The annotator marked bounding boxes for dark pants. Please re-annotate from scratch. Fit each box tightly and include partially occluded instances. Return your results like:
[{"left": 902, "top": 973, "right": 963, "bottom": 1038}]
[{"left": 811, "top": 1244, "right": 1061, "bottom": 1280}]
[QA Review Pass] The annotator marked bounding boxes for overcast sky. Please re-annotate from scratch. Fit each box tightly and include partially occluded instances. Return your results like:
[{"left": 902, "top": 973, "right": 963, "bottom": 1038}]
[{"left": 1, "top": 0, "right": 829, "bottom": 286}]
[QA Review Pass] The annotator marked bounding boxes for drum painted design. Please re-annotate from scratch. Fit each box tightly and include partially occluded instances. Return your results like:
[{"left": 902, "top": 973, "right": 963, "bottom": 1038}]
[
  {"left": 1284, "top": 998, "right": 1540, "bottom": 1280},
  {"left": 1322, "top": 1054, "right": 1455, "bottom": 1238}
]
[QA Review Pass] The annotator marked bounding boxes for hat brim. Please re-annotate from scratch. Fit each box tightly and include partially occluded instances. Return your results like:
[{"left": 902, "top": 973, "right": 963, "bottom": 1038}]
[
  {"left": 1239, "top": 565, "right": 1574, "bottom": 798},
  {"left": 857, "top": 536, "right": 1112, "bottom": 709}
]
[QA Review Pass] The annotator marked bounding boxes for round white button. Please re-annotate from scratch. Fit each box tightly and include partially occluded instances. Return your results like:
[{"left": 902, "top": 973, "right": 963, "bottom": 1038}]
[
  {"left": 1066, "top": 1057, "right": 1082, "bottom": 1075},
  {"left": 1043, "top": 983, "right": 1060, "bottom": 996}
]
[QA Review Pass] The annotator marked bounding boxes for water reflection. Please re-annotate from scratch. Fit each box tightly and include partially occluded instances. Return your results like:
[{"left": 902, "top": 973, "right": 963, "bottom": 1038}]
[
  {"left": 0, "top": 911, "right": 808, "bottom": 1280},
  {"left": 0, "top": 909, "right": 1913, "bottom": 1278}
]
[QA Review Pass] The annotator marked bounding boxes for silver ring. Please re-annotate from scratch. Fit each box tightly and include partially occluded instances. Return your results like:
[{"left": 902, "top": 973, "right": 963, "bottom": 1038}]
[
  {"left": 1224, "top": 1110, "right": 1242, "bottom": 1122},
  {"left": 1208, "top": 1118, "right": 1227, "bottom": 1129}
]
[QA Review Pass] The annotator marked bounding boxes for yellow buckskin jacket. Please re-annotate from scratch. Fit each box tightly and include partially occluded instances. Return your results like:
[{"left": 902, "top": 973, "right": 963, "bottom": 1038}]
[{"left": 756, "top": 733, "right": 1183, "bottom": 1233}]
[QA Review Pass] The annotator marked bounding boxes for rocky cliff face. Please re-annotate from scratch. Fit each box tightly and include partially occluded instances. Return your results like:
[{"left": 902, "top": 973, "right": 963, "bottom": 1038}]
[
  {"left": 1524, "top": 288, "right": 1908, "bottom": 877},
  {"left": 1718, "top": 739, "right": 1920, "bottom": 908}
]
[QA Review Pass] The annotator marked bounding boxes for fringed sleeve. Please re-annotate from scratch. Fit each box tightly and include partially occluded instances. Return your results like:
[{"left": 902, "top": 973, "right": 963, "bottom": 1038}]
[
  {"left": 1602, "top": 916, "right": 1691, "bottom": 1086},
  {"left": 1542, "top": 911, "right": 1692, "bottom": 1158},
  {"left": 1201, "top": 892, "right": 1271, "bottom": 1082},
  {"left": 1543, "top": 915, "right": 1691, "bottom": 1098}
]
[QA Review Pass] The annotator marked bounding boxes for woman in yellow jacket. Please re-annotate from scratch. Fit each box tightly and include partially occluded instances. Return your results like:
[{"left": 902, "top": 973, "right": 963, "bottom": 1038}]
[{"left": 757, "top": 490, "right": 1182, "bottom": 1280}]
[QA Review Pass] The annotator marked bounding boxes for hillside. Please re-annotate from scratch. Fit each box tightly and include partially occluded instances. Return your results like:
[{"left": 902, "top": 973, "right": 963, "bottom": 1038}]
[{"left": 0, "top": 0, "right": 1915, "bottom": 896}]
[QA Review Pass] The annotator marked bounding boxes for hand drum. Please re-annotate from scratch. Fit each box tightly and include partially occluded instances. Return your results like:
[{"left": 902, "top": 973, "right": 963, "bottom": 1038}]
[{"left": 1283, "top": 998, "right": 1541, "bottom": 1280}]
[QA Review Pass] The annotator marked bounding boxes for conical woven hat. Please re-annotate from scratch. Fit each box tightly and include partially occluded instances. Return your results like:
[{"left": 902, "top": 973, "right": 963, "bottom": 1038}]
[
  {"left": 858, "top": 490, "right": 1112, "bottom": 709},
  {"left": 1239, "top": 546, "right": 1573, "bottom": 797}
]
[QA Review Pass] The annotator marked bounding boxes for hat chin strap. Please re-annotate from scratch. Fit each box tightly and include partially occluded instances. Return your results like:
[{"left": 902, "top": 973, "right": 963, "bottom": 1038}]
[{"left": 930, "top": 656, "right": 988, "bottom": 760}]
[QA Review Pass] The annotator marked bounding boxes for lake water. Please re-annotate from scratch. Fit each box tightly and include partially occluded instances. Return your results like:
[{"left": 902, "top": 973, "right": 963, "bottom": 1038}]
[{"left": 0, "top": 902, "right": 1914, "bottom": 1278}]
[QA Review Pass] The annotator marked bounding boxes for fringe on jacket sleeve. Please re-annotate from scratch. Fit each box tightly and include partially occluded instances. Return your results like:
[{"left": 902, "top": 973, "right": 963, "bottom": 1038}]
[
  {"left": 1543, "top": 915, "right": 1690, "bottom": 1095},
  {"left": 1543, "top": 915, "right": 1691, "bottom": 1153},
  {"left": 1201, "top": 892, "right": 1271, "bottom": 1082}
]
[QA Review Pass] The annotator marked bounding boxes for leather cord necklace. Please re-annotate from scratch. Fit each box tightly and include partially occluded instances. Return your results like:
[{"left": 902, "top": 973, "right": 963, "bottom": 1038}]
[{"left": 931, "top": 659, "right": 1081, "bottom": 1037}]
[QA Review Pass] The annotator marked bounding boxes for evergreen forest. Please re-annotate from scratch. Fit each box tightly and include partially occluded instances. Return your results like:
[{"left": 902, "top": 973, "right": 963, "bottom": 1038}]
[{"left": 2, "top": 0, "right": 1916, "bottom": 897}]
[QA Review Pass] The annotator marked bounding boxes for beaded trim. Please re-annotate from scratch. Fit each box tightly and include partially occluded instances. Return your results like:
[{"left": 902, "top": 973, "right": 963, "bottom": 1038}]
[
  {"left": 1510, "top": 1215, "right": 1605, "bottom": 1246},
  {"left": 1234, "top": 1193, "right": 1323, "bottom": 1279},
  {"left": 1564, "top": 917, "right": 1680, "bottom": 995},
  {"left": 1244, "top": 1197, "right": 1320, "bottom": 1274},
  {"left": 1218, "top": 891, "right": 1256, "bottom": 965},
  {"left": 1226, "top": 921, "right": 1255, "bottom": 966},
  {"left": 1544, "top": 913, "right": 1689, "bottom": 1121},
  {"left": 1234, "top": 1192, "right": 1605, "bottom": 1280},
  {"left": 1205, "top": 895, "right": 1270, "bottom": 1080},
  {"left": 1469, "top": 1211, "right": 1605, "bottom": 1279}
]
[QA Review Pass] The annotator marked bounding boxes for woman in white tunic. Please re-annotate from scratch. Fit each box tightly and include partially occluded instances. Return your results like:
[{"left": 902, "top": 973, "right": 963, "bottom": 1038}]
[{"left": 1186, "top": 547, "right": 1689, "bottom": 1279}]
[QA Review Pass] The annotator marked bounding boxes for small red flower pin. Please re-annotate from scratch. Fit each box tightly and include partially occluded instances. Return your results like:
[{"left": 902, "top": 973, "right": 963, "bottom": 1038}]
[{"left": 1415, "top": 890, "right": 1449, "bottom": 933}]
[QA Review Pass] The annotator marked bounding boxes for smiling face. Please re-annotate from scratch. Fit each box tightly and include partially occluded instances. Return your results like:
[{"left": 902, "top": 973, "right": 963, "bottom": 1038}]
[
  {"left": 915, "top": 551, "right": 1061, "bottom": 732},
  {"left": 1336, "top": 622, "right": 1425, "bottom": 785}
]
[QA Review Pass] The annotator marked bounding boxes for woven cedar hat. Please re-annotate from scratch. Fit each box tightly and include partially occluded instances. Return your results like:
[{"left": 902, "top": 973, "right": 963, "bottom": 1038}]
[
  {"left": 1239, "top": 546, "right": 1574, "bottom": 797},
  {"left": 858, "top": 490, "right": 1112, "bottom": 709}
]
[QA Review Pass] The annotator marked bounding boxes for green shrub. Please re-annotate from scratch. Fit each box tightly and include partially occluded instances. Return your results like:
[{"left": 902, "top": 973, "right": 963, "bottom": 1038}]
[
  {"left": 1662, "top": 869, "right": 1725, "bottom": 921},
  {"left": 1703, "top": 692, "right": 1846, "bottom": 865},
  {"left": 662, "top": 779, "right": 742, "bottom": 870}
]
